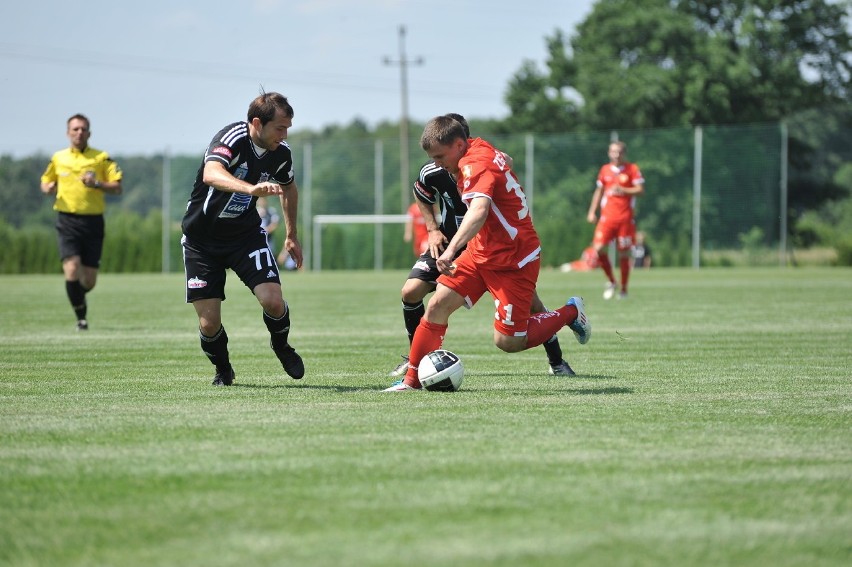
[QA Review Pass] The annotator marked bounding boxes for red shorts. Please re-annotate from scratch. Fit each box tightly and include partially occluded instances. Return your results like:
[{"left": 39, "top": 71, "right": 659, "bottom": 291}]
[
  {"left": 436, "top": 250, "right": 539, "bottom": 337},
  {"left": 593, "top": 217, "right": 636, "bottom": 251}
]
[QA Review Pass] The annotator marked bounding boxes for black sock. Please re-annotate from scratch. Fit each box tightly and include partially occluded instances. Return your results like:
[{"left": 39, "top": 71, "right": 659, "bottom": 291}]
[
  {"left": 543, "top": 335, "right": 563, "bottom": 366},
  {"left": 402, "top": 301, "right": 425, "bottom": 344},
  {"left": 264, "top": 304, "right": 291, "bottom": 352},
  {"left": 65, "top": 280, "right": 87, "bottom": 321},
  {"left": 200, "top": 326, "right": 231, "bottom": 370}
]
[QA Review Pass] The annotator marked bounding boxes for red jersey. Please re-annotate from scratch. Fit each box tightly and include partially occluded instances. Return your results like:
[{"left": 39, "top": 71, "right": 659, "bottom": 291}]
[
  {"left": 407, "top": 202, "right": 429, "bottom": 256},
  {"left": 458, "top": 138, "right": 541, "bottom": 270},
  {"left": 596, "top": 162, "right": 644, "bottom": 222}
]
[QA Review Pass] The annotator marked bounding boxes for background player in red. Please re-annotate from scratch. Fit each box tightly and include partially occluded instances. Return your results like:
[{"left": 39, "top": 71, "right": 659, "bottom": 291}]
[
  {"left": 403, "top": 200, "right": 430, "bottom": 257},
  {"left": 385, "top": 116, "right": 591, "bottom": 391},
  {"left": 585, "top": 140, "right": 645, "bottom": 300}
]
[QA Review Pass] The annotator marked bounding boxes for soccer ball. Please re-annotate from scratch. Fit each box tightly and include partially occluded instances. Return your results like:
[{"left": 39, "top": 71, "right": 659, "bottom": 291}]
[{"left": 418, "top": 350, "right": 464, "bottom": 392}]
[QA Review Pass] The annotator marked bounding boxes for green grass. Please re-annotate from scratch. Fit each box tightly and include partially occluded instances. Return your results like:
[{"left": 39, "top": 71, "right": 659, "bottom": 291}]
[{"left": 1, "top": 268, "right": 850, "bottom": 567}]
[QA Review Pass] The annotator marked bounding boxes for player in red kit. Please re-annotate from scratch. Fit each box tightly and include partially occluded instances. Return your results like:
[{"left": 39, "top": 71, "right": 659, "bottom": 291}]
[
  {"left": 586, "top": 140, "right": 645, "bottom": 300},
  {"left": 384, "top": 115, "right": 591, "bottom": 391}
]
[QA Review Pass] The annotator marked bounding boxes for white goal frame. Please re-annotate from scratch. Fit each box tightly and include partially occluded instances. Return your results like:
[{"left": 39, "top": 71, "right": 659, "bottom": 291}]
[{"left": 311, "top": 214, "right": 409, "bottom": 271}]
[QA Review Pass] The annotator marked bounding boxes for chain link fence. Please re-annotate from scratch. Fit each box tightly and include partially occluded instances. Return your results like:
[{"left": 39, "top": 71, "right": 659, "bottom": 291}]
[{"left": 161, "top": 122, "right": 785, "bottom": 271}]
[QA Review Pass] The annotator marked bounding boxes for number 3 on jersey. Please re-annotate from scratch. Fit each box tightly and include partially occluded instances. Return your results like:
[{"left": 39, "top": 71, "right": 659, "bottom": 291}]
[{"left": 504, "top": 172, "right": 528, "bottom": 220}]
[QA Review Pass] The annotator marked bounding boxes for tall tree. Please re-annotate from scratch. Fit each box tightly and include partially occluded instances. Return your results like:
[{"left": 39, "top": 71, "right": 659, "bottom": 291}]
[
  {"left": 505, "top": 0, "right": 852, "bottom": 130},
  {"left": 503, "top": 50, "right": 581, "bottom": 133}
]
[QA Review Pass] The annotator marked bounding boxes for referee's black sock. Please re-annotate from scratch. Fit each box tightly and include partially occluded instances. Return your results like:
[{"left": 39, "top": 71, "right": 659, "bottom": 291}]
[
  {"left": 264, "top": 304, "right": 291, "bottom": 352},
  {"left": 65, "top": 280, "right": 87, "bottom": 321},
  {"left": 402, "top": 300, "right": 425, "bottom": 344},
  {"left": 543, "top": 335, "right": 563, "bottom": 366},
  {"left": 200, "top": 326, "right": 231, "bottom": 371}
]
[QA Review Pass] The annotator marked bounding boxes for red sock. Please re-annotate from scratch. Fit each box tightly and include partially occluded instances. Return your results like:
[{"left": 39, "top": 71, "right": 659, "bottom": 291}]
[
  {"left": 525, "top": 305, "right": 578, "bottom": 349},
  {"left": 599, "top": 252, "right": 616, "bottom": 284},
  {"left": 404, "top": 319, "right": 447, "bottom": 388},
  {"left": 619, "top": 256, "right": 631, "bottom": 292}
]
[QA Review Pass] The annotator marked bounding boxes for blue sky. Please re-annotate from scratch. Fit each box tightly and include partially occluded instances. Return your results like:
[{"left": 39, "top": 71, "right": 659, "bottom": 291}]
[{"left": 1, "top": 0, "right": 594, "bottom": 157}]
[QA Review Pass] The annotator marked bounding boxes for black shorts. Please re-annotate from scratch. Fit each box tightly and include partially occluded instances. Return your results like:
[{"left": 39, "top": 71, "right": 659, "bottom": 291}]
[
  {"left": 407, "top": 251, "right": 440, "bottom": 285},
  {"left": 181, "top": 231, "right": 281, "bottom": 303},
  {"left": 55, "top": 212, "right": 105, "bottom": 267},
  {"left": 406, "top": 248, "right": 463, "bottom": 284}
]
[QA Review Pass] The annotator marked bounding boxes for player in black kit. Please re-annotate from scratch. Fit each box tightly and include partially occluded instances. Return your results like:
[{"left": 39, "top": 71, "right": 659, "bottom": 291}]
[
  {"left": 182, "top": 91, "right": 304, "bottom": 386},
  {"left": 388, "top": 114, "right": 575, "bottom": 378}
]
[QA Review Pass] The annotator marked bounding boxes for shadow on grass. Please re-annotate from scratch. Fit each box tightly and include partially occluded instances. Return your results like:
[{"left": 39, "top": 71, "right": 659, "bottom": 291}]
[
  {"left": 227, "top": 381, "right": 632, "bottom": 396},
  {"left": 570, "top": 373, "right": 622, "bottom": 381},
  {"left": 476, "top": 372, "right": 619, "bottom": 381},
  {"left": 358, "top": 385, "right": 633, "bottom": 395},
  {"left": 229, "top": 383, "right": 362, "bottom": 392},
  {"left": 566, "top": 386, "right": 633, "bottom": 395},
  {"left": 496, "top": 386, "right": 633, "bottom": 396}
]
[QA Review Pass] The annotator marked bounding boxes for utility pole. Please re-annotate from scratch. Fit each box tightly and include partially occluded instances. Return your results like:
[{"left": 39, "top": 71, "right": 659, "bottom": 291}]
[{"left": 383, "top": 25, "right": 424, "bottom": 213}]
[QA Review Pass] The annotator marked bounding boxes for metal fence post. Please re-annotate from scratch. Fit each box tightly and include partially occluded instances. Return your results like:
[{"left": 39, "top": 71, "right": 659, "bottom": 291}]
[
  {"left": 162, "top": 149, "right": 170, "bottom": 273},
  {"left": 525, "top": 134, "right": 534, "bottom": 217},
  {"left": 375, "top": 139, "right": 384, "bottom": 271},
  {"left": 301, "top": 143, "right": 312, "bottom": 270},
  {"left": 779, "top": 121, "right": 788, "bottom": 266},
  {"left": 692, "top": 126, "right": 703, "bottom": 269}
]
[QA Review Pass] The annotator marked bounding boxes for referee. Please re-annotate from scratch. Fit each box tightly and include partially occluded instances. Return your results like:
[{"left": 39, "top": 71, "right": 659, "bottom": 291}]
[{"left": 40, "top": 114, "right": 123, "bottom": 331}]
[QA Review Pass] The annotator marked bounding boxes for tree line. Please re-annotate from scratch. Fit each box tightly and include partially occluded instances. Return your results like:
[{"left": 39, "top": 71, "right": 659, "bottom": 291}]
[{"left": 1, "top": 0, "right": 850, "bottom": 272}]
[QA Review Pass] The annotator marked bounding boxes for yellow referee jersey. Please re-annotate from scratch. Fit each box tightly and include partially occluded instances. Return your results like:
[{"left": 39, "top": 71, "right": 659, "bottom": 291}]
[{"left": 41, "top": 146, "right": 123, "bottom": 215}]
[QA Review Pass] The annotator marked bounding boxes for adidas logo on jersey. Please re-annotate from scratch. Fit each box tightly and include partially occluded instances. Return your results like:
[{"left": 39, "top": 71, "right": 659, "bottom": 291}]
[{"left": 267, "top": 270, "right": 277, "bottom": 278}]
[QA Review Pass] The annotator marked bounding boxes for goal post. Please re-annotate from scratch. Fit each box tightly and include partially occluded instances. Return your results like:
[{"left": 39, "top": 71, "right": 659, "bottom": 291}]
[{"left": 311, "top": 214, "right": 409, "bottom": 271}]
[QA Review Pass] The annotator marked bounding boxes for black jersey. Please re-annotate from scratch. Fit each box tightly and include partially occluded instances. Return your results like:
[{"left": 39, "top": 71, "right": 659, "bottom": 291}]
[
  {"left": 413, "top": 161, "right": 467, "bottom": 243},
  {"left": 182, "top": 121, "right": 295, "bottom": 241}
]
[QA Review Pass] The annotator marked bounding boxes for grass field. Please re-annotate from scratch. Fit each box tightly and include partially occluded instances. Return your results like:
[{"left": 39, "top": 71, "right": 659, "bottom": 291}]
[{"left": 1, "top": 267, "right": 850, "bottom": 567}]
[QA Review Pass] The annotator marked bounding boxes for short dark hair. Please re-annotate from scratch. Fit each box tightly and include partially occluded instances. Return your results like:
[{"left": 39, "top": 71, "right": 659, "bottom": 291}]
[
  {"left": 248, "top": 92, "right": 294, "bottom": 125},
  {"left": 445, "top": 113, "right": 470, "bottom": 138},
  {"left": 67, "top": 114, "right": 90, "bottom": 130},
  {"left": 420, "top": 115, "right": 466, "bottom": 151}
]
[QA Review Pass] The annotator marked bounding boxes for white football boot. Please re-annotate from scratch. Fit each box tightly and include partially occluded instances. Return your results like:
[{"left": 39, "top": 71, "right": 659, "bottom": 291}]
[
  {"left": 567, "top": 296, "right": 591, "bottom": 345},
  {"left": 383, "top": 379, "right": 421, "bottom": 392}
]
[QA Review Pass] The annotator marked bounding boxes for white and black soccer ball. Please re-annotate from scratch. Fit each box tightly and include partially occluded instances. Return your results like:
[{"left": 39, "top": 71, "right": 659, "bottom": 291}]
[{"left": 418, "top": 350, "right": 464, "bottom": 392}]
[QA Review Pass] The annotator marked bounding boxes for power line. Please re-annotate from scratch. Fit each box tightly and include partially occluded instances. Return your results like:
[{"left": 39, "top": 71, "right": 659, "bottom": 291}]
[{"left": 0, "top": 42, "right": 500, "bottom": 101}]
